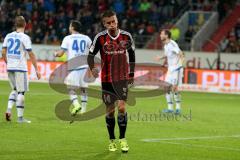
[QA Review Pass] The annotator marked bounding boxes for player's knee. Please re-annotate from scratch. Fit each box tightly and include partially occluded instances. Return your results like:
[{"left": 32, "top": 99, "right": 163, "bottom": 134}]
[
  {"left": 18, "top": 92, "right": 25, "bottom": 95},
  {"left": 68, "top": 89, "right": 76, "bottom": 95},
  {"left": 68, "top": 89, "right": 78, "bottom": 102},
  {"left": 16, "top": 93, "right": 25, "bottom": 105},
  {"left": 174, "top": 91, "right": 180, "bottom": 95},
  {"left": 172, "top": 85, "right": 178, "bottom": 92},
  {"left": 10, "top": 90, "right": 17, "bottom": 95},
  {"left": 174, "top": 92, "right": 181, "bottom": 98},
  {"left": 107, "top": 109, "right": 115, "bottom": 118},
  {"left": 81, "top": 88, "right": 87, "bottom": 96},
  {"left": 9, "top": 90, "right": 17, "bottom": 101},
  {"left": 106, "top": 104, "right": 115, "bottom": 117},
  {"left": 118, "top": 108, "right": 125, "bottom": 113},
  {"left": 118, "top": 101, "right": 126, "bottom": 113}
]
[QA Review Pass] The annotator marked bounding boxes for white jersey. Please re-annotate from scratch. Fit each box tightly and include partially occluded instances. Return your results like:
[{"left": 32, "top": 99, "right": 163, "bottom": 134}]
[
  {"left": 164, "top": 40, "right": 183, "bottom": 72},
  {"left": 2, "top": 31, "right": 32, "bottom": 72},
  {"left": 61, "top": 34, "right": 92, "bottom": 70}
]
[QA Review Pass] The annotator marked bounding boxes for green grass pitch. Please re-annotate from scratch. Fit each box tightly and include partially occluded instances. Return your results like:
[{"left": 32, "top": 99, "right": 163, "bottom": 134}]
[{"left": 0, "top": 80, "right": 240, "bottom": 160}]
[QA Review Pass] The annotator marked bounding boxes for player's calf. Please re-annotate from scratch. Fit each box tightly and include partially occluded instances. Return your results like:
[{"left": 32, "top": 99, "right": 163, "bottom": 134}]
[
  {"left": 16, "top": 92, "right": 25, "bottom": 119},
  {"left": 164, "top": 92, "right": 174, "bottom": 111},
  {"left": 106, "top": 104, "right": 116, "bottom": 139},
  {"left": 16, "top": 92, "right": 31, "bottom": 123},
  {"left": 174, "top": 92, "right": 181, "bottom": 115},
  {"left": 5, "top": 90, "right": 17, "bottom": 121},
  {"left": 80, "top": 88, "right": 88, "bottom": 113},
  {"left": 6, "top": 90, "right": 17, "bottom": 114}
]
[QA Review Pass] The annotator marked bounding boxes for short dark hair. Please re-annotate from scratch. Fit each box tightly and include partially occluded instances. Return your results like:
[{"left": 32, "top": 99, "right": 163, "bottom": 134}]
[
  {"left": 70, "top": 20, "right": 82, "bottom": 32},
  {"left": 15, "top": 16, "right": 26, "bottom": 28},
  {"left": 101, "top": 10, "right": 116, "bottom": 20},
  {"left": 161, "top": 29, "right": 171, "bottom": 38}
]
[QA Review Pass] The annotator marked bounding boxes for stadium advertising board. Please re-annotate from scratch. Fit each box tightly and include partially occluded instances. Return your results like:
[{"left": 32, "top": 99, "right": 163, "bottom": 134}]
[
  {"left": 0, "top": 60, "right": 239, "bottom": 94},
  {"left": 182, "top": 69, "right": 240, "bottom": 94},
  {"left": 1, "top": 44, "right": 240, "bottom": 70}
]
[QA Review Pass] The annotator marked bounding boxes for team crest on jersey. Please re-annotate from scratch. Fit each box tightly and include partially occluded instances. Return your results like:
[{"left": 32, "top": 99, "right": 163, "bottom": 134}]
[{"left": 103, "top": 40, "right": 131, "bottom": 55}]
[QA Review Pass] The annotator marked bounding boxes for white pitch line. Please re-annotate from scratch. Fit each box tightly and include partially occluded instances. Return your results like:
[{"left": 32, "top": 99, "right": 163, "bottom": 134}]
[
  {"left": 141, "top": 135, "right": 240, "bottom": 142},
  {"left": 158, "top": 141, "right": 240, "bottom": 152}
]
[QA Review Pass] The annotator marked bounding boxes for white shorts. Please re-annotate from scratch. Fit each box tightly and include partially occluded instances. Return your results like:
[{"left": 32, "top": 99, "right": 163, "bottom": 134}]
[
  {"left": 64, "top": 68, "right": 88, "bottom": 89},
  {"left": 8, "top": 72, "right": 29, "bottom": 92},
  {"left": 165, "top": 67, "right": 184, "bottom": 86}
]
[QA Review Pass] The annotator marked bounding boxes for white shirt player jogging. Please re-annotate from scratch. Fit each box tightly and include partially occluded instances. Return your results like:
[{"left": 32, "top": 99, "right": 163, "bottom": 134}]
[
  {"left": 164, "top": 39, "right": 183, "bottom": 72},
  {"left": 61, "top": 33, "right": 92, "bottom": 70},
  {"left": 2, "top": 31, "right": 32, "bottom": 72}
]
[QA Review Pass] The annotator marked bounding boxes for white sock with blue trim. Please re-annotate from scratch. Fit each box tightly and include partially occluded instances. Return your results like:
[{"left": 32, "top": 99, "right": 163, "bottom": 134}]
[
  {"left": 7, "top": 90, "right": 17, "bottom": 113},
  {"left": 70, "top": 94, "right": 80, "bottom": 109},
  {"left": 166, "top": 92, "right": 173, "bottom": 110},
  {"left": 174, "top": 92, "right": 181, "bottom": 110},
  {"left": 16, "top": 93, "right": 24, "bottom": 118},
  {"left": 81, "top": 95, "right": 88, "bottom": 113}
]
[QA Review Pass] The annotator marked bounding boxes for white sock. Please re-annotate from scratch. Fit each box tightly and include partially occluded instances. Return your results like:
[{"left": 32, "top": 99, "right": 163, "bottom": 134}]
[
  {"left": 16, "top": 93, "right": 24, "bottom": 118},
  {"left": 166, "top": 92, "right": 173, "bottom": 110},
  {"left": 70, "top": 94, "right": 81, "bottom": 109},
  {"left": 7, "top": 90, "right": 17, "bottom": 113},
  {"left": 174, "top": 92, "right": 181, "bottom": 110},
  {"left": 81, "top": 95, "right": 88, "bottom": 113}
]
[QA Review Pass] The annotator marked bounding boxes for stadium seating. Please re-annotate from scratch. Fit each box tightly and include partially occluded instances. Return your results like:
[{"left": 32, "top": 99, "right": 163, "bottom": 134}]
[{"left": 202, "top": 4, "right": 240, "bottom": 52}]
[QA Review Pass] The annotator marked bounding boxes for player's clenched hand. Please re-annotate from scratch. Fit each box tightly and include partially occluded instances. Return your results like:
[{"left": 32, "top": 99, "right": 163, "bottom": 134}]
[
  {"left": 154, "top": 55, "right": 166, "bottom": 62},
  {"left": 36, "top": 72, "right": 41, "bottom": 80},
  {"left": 91, "top": 67, "right": 99, "bottom": 78},
  {"left": 128, "top": 77, "right": 134, "bottom": 88},
  {"left": 54, "top": 50, "right": 60, "bottom": 57}
]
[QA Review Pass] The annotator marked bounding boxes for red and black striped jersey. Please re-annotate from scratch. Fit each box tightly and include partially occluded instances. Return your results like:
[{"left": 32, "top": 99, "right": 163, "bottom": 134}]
[{"left": 89, "top": 29, "right": 135, "bottom": 83}]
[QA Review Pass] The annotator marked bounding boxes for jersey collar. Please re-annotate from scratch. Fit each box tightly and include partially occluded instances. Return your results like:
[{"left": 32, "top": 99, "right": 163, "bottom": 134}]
[{"left": 107, "top": 29, "right": 120, "bottom": 40}]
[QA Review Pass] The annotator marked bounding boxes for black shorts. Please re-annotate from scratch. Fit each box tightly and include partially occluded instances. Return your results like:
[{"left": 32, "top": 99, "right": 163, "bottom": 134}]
[{"left": 101, "top": 80, "right": 128, "bottom": 105}]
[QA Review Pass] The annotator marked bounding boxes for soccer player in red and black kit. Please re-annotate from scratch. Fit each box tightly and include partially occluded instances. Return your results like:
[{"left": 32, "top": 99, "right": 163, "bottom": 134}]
[{"left": 88, "top": 10, "right": 135, "bottom": 153}]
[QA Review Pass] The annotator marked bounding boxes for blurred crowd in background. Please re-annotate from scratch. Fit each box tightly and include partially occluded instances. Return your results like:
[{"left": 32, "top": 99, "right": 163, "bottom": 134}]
[
  {"left": 0, "top": 0, "right": 187, "bottom": 46},
  {"left": 220, "top": 18, "right": 240, "bottom": 53}
]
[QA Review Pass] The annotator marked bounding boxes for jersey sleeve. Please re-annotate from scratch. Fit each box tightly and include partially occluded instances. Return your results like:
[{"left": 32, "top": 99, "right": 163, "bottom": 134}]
[
  {"left": 61, "top": 37, "right": 68, "bottom": 51},
  {"left": 88, "top": 34, "right": 101, "bottom": 70},
  {"left": 87, "top": 37, "right": 92, "bottom": 49},
  {"left": 89, "top": 35, "right": 101, "bottom": 55},
  {"left": 127, "top": 33, "right": 136, "bottom": 77},
  {"left": 172, "top": 42, "right": 181, "bottom": 54},
  {"left": 2, "top": 35, "right": 8, "bottom": 48},
  {"left": 23, "top": 36, "right": 32, "bottom": 51},
  {"left": 128, "top": 33, "right": 135, "bottom": 51}
]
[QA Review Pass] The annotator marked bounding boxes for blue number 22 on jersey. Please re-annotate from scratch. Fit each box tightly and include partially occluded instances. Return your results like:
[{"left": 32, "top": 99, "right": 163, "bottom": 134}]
[
  {"left": 72, "top": 39, "right": 86, "bottom": 53},
  {"left": 7, "top": 38, "right": 21, "bottom": 55}
]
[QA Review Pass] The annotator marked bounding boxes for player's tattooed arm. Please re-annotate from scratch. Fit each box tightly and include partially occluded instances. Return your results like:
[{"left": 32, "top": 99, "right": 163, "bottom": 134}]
[
  {"left": 87, "top": 52, "right": 95, "bottom": 71},
  {"left": 128, "top": 47, "right": 135, "bottom": 78},
  {"left": 88, "top": 52, "right": 99, "bottom": 78},
  {"left": 127, "top": 33, "right": 136, "bottom": 82},
  {"left": 88, "top": 36, "right": 101, "bottom": 78},
  {"left": 1, "top": 47, "right": 7, "bottom": 63},
  {"left": 29, "top": 51, "right": 41, "bottom": 79}
]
